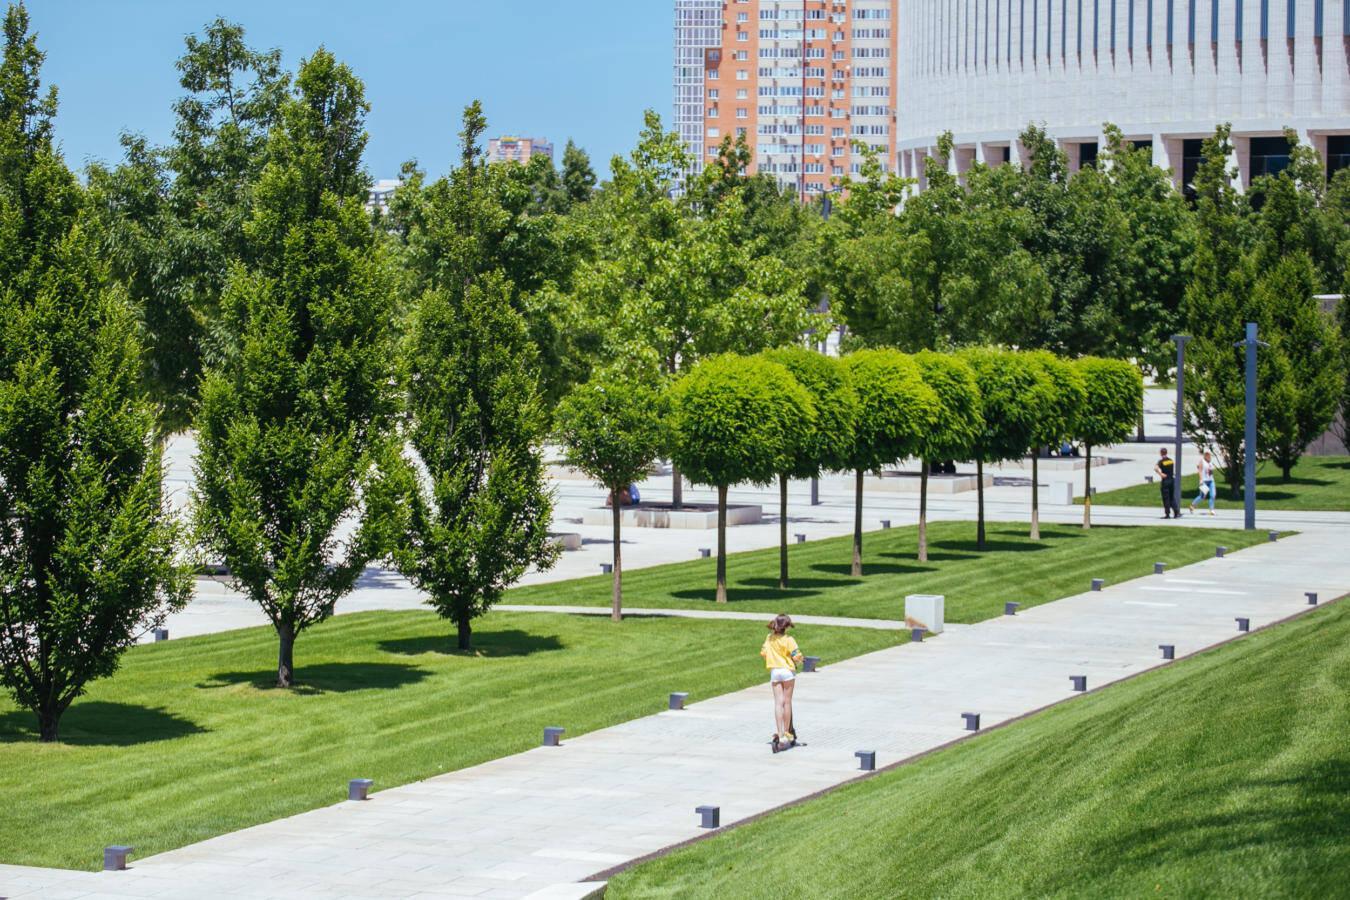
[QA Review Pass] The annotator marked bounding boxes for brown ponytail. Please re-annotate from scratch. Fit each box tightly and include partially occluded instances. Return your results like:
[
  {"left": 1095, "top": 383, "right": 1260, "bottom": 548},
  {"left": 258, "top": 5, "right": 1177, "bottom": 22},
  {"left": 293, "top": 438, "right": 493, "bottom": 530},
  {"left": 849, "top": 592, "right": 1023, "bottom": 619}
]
[{"left": 767, "top": 614, "right": 794, "bottom": 635}]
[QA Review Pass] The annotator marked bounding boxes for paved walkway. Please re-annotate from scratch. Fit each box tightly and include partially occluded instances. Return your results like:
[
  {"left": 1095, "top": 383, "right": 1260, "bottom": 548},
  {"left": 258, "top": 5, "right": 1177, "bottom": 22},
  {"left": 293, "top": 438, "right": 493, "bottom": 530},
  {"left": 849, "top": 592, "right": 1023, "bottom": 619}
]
[{"left": 5, "top": 530, "right": 1346, "bottom": 900}]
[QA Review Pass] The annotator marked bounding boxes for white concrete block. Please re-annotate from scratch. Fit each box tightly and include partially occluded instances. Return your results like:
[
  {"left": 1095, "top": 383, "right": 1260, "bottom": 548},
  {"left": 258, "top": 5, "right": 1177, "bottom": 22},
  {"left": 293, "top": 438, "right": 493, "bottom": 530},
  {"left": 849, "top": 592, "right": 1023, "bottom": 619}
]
[
  {"left": 1048, "top": 481, "right": 1075, "bottom": 505},
  {"left": 905, "top": 594, "right": 945, "bottom": 634}
]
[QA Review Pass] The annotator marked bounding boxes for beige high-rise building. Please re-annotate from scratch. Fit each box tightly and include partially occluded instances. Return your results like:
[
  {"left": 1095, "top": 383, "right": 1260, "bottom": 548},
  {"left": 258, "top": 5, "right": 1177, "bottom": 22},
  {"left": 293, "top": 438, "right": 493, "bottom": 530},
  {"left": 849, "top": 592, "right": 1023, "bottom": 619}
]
[
  {"left": 675, "top": 0, "right": 897, "bottom": 198},
  {"left": 487, "top": 136, "right": 554, "bottom": 165}
]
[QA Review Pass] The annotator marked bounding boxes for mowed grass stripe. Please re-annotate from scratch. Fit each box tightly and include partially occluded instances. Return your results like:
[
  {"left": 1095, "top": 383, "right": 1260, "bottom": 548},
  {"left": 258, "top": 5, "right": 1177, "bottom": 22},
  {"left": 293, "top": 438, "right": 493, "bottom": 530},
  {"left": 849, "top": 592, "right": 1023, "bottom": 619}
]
[
  {"left": 605, "top": 600, "right": 1350, "bottom": 899},
  {"left": 0, "top": 612, "right": 899, "bottom": 870},
  {"left": 508, "top": 521, "right": 1270, "bottom": 620}
]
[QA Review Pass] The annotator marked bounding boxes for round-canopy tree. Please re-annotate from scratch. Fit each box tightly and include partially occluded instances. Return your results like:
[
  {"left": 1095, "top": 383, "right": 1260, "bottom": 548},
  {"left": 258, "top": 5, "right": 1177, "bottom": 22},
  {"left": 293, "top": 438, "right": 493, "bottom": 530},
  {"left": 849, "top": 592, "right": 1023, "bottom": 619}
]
[
  {"left": 1025, "top": 351, "right": 1085, "bottom": 539},
  {"left": 669, "top": 354, "right": 814, "bottom": 602},
  {"left": 841, "top": 350, "right": 939, "bottom": 576},
  {"left": 555, "top": 365, "right": 669, "bottom": 620},
  {"left": 913, "top": 352, "right": 983, "bottom": 562},
  {"left": 762, "top": 347, "right": 858, "bottom": 588},
  {"left": 961, "top": 348, "right": 1044, "bottom": 550},
  {"left": 1075, "top": 357, "right": 1144, "bottom": 528}
]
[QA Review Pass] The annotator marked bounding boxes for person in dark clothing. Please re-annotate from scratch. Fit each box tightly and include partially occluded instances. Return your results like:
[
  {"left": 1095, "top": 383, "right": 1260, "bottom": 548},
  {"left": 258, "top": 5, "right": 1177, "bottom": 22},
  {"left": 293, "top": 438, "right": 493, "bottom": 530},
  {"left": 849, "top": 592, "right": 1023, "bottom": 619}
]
[{"left": 1154, "top": 448, "right": 1180, "bottom": 519}]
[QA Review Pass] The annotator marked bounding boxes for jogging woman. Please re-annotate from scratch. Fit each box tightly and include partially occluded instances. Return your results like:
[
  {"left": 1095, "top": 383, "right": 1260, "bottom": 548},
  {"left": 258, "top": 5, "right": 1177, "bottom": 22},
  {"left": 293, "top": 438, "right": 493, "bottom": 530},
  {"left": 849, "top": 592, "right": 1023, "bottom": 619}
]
[
  {"left": 1189, "top": 450, "right": 1217, "bottom": 516},
  {"left": 761, "top": 614, "right": 803, "bottom": 753}
]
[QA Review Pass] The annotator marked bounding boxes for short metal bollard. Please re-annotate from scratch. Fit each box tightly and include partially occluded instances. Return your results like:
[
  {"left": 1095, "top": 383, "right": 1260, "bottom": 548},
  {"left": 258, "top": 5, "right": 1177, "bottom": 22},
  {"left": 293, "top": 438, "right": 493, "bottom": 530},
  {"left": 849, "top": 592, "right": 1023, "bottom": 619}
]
[
  {"left": 795, "top": 533, "right": 807, "bottom": 544},
  {"left": 1268, "top": 531, "right": 1279, "bottom": 542},
  {"left": 1154, "top": 562, "right": 1166, "bottom": 575},
  {"left": 669, "top": 692, "right": 689, "bottom": 710},
  {"left": 855, "top": 750, "right": 876, "bottom": 771},
  {"left": 1216, "top": 546, "right": 1227, "bottom": 558},
  {"left": 696, "top": 805, "right": 720, "bottom": 828},
  {"left": 543, "top": 727, "right": 565, "bottom": 747},
  {"left": 1070, "top": 675, "right": 1087, "bottom": 692},
  {"left": 1004, "top": 601, "right": 1019, "bottom": 616},
  {"left": 1145, "top": 475, "right": 1154, "bottom": 483},
  {"left": 600, "top": 563, "right": 613, "bottom": 574},
  {"left": 802, "top": 656, "right": 820, "bottom": 673},
  {"left": 1306, "top": 591, "right": 1319, "bottom": 606},
  {"left": 103, "top": 845, "right": 133, "bottom": 871},
  {"left": 910, "top": 627, "right": 926, "bottom": 642},
  {"left": 1236, "top": 617, "right": 1250, "bottom": 632},
  {"left": 347, "top": 778, "right": 373, "bottom": 801},
  {"left": 1091, "top": 578, "right": 1104, "bottom": 592},
  {"left": 961, "top": 712, "right": 981, "bottom": 731},
  {"left": 152, "top": 627, "right": 169, "bottom": 642},
  {"left": 699, "top": 548, "right": 711, "bottom": 558},
  {"left": 880, "top": 519, "right": 891, "bottom": 529},
  {"left": 1159, "top": 644, "right": 1175, "bottom": 660}
]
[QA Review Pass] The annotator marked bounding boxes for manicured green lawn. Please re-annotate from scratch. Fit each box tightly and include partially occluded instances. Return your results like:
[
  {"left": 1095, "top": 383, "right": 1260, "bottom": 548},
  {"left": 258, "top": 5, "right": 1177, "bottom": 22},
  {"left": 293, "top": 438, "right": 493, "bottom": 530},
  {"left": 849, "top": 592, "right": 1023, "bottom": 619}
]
[
  {"left": 0, "top": 611, "right": 899, "bottom": 870},
  {"left": 607, "top": 599, "right": 1350, "bottom": 899},
  {"left": 509, "top": 522, "right": 1271, "bottom": 620},
  {"left": 1084, "top": 455, "right": 1350, "bottom": 511}
]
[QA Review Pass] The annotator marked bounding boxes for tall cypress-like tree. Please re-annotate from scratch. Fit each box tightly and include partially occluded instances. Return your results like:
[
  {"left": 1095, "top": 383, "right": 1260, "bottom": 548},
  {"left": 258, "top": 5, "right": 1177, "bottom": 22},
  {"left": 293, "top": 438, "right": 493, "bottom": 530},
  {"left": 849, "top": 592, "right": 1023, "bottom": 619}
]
[
  {"left": 0, "top": 5, "right": 188, "bottom": 741},
  {"left": 560, "top": 139, "right": 596, "bottom": 208},
  {"left": 387, "top": 104, "right": 557, "bottom": 649},
  {"left": 192, "top": 49, "right": 395, "bottom": 688}
]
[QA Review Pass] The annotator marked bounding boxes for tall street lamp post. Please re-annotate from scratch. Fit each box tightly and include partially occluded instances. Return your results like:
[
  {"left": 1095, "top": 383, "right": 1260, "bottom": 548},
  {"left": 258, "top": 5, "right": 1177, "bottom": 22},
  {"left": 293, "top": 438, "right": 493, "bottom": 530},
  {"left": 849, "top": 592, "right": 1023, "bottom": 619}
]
[
  {"left": 1171, "top": 334, "right": 1191, "bottom": 517},
  {"left": 1235, "top": 323, "right": 1267, "bottom": 531}
]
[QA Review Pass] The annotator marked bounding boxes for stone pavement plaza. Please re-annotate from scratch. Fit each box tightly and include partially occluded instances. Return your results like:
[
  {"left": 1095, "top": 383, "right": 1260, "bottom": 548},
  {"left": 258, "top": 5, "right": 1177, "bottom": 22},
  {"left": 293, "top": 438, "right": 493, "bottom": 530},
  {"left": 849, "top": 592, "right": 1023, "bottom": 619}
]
[{"left": 4, "top": 530, "right": 1346, "bottom": 899}]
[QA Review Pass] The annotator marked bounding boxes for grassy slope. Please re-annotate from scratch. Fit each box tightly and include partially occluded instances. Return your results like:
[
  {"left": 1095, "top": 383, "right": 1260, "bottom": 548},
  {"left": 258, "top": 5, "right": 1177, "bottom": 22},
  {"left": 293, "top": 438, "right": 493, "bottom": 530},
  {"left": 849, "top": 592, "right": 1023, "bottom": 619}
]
[
  {"left": 0, "top": 612, "right": 898, "bottom": 870},
  {"left": 1084, "top": 455, "right": 1350, "bottom": 511},
  {"left": 509, "top": 522, "right": 1270, "bottom": 620},
  {"left": 607, "top": 600, "right": 1350, "bottom": 900}
]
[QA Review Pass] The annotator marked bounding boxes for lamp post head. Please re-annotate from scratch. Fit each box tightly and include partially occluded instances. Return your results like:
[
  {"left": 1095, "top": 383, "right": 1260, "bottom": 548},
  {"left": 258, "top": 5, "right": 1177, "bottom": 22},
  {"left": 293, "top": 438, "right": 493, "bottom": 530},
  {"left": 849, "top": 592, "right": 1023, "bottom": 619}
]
[{"left": 1170, "top": 334, "right": 1192, "bottom": 346}]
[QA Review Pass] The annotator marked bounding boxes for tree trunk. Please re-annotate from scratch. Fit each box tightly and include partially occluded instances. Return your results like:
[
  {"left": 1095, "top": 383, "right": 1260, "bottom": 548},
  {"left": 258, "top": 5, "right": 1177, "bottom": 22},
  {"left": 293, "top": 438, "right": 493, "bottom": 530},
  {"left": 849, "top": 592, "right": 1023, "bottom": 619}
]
[
  {"left": 611, "top": 482, "right": 623, "bottom": 621},
  {"left": 918, "top": 461, "right": 929, "bottom": 562},
  {"left": 672, "top": 463, "right": 683, "bottom": 510},
  {"left": 852, "top": 468, "right": 864, "bottom": 577},
  {"left": 779, "top": 474, "right": 789, "bottom": 589},
  {"left": 716, "top": 484, "right": 728, "bottom": 603},
  {"left": 457, "top": 618, "right": 472, "bottom": 651},
  {"left": 37, "top": 709, "right": 59, "bottom": 743},
  {"left": 976, "top": 458, "right": 986, "bottom": 550},
  {"left": 1030, "top": 454, "right": 1041, "bottom": 540},
  {"left": 277, "top": 622, "right": 296, "bottom": 688},
  {"left": 1137, "top": 402, "right": 1146, "bottom": 442},
  {"left": 1082, "top": 444, "right": 1093, "bottom": 530},
  {"left": 1282, "top": 462, "right": 1291, "bottom": 481}
]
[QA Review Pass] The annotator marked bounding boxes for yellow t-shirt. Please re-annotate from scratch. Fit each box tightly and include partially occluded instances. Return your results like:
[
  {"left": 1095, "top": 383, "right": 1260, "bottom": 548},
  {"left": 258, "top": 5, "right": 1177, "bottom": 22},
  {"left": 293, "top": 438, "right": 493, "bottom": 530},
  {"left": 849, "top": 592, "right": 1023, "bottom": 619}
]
[{"left": 761, "top": 634, "right": 801, "bottom": 670}]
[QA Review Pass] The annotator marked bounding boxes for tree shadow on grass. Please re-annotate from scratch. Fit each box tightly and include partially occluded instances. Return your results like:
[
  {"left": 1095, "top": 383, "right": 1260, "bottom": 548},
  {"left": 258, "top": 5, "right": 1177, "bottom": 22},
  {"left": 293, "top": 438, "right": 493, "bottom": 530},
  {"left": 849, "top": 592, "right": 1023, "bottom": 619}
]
[
  {"left": 740, "top": 576, "right": 861, "bottom": 591},
  {"left": 378, "top": 629, "right": 564, "bottom": 658},
  {"left": 878, "top": 549, "right": 976, "bottom": 564},
  {"left": 198, "top": 662, "right": 429, "bottom": 694},
  {"left": 0, "top": 701, "right": 205, "bottom": 746},
  {"left": 810, "top": 561, "right": 934, "bottom": 577},
  {"left": 927, "top": 536, "right": 1075, "bottom": 555},
  {"left": 670, "top": 586, "right": 822, "bottom": 603}
]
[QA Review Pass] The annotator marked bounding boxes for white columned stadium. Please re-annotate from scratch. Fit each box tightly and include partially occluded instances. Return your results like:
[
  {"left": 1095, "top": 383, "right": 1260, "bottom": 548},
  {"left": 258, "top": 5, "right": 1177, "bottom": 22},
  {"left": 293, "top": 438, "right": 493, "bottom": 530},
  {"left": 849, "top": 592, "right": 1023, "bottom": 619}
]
[{"left": 895, "top": 0, "right": 1350, "bottom": 191}]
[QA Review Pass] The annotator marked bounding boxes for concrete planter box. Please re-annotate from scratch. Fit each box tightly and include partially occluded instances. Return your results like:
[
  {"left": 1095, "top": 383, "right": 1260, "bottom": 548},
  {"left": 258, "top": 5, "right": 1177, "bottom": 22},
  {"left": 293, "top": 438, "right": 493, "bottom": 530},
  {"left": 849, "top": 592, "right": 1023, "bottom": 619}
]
[
  {"left": 549, "top": 532, "right": 583, "bottom": 552},
  {"left": 582, "top": 503, "right": 762, "bottom": 530},
  {"left": 1036, "top": 456, "right": 1110, "bottom": 471},
  {"left": 868, "top": 472, "right": 992, "bottom": 494}
]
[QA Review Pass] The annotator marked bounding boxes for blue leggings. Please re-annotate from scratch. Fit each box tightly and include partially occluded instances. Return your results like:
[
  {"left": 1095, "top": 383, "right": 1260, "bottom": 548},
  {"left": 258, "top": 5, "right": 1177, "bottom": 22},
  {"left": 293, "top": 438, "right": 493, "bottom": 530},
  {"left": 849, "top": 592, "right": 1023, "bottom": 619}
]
[{"left": 1193, "top": 479, "right": 1216, "bottom": 511}]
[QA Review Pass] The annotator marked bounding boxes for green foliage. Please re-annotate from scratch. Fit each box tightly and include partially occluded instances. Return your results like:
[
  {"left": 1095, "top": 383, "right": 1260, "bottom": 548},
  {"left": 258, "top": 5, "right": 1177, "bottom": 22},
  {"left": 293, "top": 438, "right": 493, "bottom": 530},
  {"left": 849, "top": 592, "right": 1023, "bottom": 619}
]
[
  {"left": 388, "top": 272, "right": 557, "bottom": 650},
  {"left": 760, "top": 347, "right": 857, "bottom": 478},
  {"left": 1074, "top": 357, "right": 1143, "bottom": 449},
  {"left": 1024, "top": 350, "right": 1086, "bottom": 451},
  {"left": 555, "top": 366, "right": 669, "bottom": 494},
  {"left": 560, "top": 138, "right": 597, "bottom": 208},
  {"left": 0, "top": 4, "right": 188, "bottom": 742},
  {"left": 192, "top": 48, "right": 394, "bottom": 687},
  {"left": 668, "top": 354, "right": 815, "bottom": 489},
  {"left": 960, "top": 348, "right": 1044, "bottom": 465},
  {"left": 912, "top": 350, "right": 983, "bottom": 463},
  {"left": 842, "top": 349, "right": 940, "bottom": 473},
  {"left": 85, "top": 19, "right": 288, "bottom": 431}
]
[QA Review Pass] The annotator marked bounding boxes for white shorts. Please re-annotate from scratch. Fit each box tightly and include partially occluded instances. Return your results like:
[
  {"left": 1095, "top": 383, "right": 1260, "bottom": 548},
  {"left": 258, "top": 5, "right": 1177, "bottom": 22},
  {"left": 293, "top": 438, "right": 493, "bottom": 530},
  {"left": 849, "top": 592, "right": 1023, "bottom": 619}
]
[{"left": 770, "top": 668, "right": 795, "bottom": 683}]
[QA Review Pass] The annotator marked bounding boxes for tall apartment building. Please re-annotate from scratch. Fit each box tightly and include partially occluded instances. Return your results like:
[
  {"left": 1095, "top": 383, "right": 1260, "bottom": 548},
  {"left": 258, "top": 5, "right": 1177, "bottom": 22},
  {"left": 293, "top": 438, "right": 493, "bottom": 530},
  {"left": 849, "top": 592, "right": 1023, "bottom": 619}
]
[
  {"left": 674, "top": 0, "right": 897, "bottom": 198},
  {"left": 487, "top": 136, "right": 554, "bottom": 165}
]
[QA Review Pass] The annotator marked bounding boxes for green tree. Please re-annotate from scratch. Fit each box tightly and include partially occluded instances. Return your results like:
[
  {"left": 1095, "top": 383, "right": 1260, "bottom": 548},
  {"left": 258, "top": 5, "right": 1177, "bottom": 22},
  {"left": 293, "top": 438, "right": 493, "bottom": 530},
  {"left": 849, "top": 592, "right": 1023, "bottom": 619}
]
[
  {"left": 961, "top": 348, "right": 1045, "bottom": 549},
  {"left": 0, "top": 4, "right": 188, "bottom": 742},
  {"left": 560, "top": 138, "right": 596, "bottom": 208},
  {"left": 1075, "top": 357, "right": 1143, "bottom": 527},
  {"left": 554, "top": 366, "right": 668, "bottom": 620},
  {"left": 762, "top": 347, "right": 858, "bottom": 587},
  {"left": 1025, "top": 351, "right": 1086, "bottom": 539},
  {"left": 841, "top": 350, "right": 939, "bottom": 575},
  {"left": 912, "top": 351, "right": 982, "bottom": 561},
  {"left": 192, "top": 49, "right": 394, "bottom": 687},
  {"left": 388, "top": 272, "right": 557, "bottom": 647},
  {"left": 669, "top": 355, "right": 813, "bottom": 602},
  {"left": 85, "top": 19, "right": 288, "bottom": 431}
]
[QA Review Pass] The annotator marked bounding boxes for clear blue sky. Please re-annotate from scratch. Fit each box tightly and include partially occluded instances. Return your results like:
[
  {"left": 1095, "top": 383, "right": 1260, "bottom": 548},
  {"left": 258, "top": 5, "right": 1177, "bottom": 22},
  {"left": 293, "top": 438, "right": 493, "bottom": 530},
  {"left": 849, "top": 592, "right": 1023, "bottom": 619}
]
[{"left": 29, "top": 0, "right": 671, "bottom": 180}]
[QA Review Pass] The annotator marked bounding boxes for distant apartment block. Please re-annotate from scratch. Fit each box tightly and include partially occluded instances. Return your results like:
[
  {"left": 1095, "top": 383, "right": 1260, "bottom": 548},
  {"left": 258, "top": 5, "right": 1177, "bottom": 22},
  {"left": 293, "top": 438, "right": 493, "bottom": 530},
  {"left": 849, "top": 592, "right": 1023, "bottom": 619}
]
[
  {"left": 674, "top": 0, "right": 897, "bottom": 198},
  {"left": 366, "top": 178, "right": 401, "bottom": 215},
  {"left": 488, "top": 136, "right": 554, "bottom": 164}
]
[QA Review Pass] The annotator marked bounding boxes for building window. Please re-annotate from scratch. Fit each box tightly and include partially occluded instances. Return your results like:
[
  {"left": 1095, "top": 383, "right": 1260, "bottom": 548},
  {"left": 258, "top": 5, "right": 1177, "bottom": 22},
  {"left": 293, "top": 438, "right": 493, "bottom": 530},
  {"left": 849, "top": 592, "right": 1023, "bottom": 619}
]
[
  {"left": 1327, "top": 135, "right": 1350, "bottom": 179},
  {"left": 1080, "top": 142, "right": 1099, "bottom": 168},
  {"left": 736, "top": 108, "right": 748, "bottom": 119},
  {"left": 1250, "top": 135, "right": 1293, "bottom": 181},
  {"left": 1181, "top": 138, "right": 1204, "bottom": 201}
]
